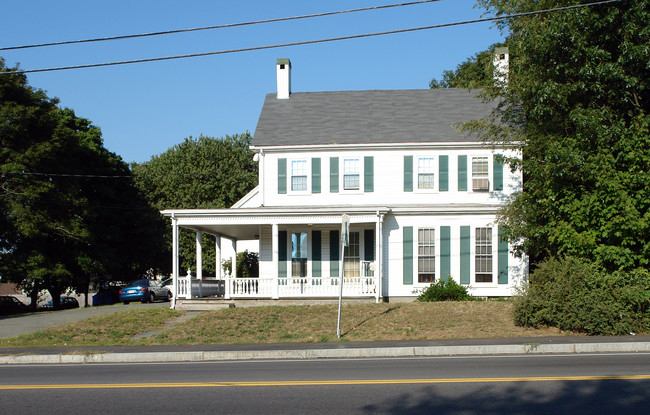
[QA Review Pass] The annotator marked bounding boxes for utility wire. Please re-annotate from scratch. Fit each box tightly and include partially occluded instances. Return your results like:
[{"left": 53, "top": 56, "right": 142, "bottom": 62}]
[
  {"left": 0, "top": 0, "right": 622, "bottom": 75},
  {"left": 0, "top": 0, "right": 442, "bottom": 51}
]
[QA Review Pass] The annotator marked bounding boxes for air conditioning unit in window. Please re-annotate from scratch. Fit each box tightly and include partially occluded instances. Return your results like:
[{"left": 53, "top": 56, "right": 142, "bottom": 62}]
[{"left": 472, "top": 178, "right": 489, "bottom": 191}]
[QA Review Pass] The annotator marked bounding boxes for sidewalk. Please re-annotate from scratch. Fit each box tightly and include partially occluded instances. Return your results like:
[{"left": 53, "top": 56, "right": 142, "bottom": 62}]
[{"left": 2, "top": 335, "right": 649, "bottom": 365}]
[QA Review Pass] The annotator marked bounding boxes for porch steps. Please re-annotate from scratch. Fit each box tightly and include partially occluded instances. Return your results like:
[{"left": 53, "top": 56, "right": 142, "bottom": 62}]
[{"left": 174, "top": 297, "right": 377, "bottom": 311}]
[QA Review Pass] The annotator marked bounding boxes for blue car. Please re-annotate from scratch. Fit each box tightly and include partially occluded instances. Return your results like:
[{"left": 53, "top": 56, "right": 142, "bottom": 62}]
[{"left": 118, "top": 279, "right": 171, "bottom": 304}]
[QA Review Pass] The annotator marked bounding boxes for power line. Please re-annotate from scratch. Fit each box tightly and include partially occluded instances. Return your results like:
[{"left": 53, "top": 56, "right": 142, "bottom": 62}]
[
  {"left": 0, "top": 1, "right": 442, "bottom": 51},
  {"left": 0, "top": 0, "right": 622, "bottom": 75}
]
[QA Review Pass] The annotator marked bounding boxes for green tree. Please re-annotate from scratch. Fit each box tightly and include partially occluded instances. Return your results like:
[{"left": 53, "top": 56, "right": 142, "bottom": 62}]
[
  {"left": 430, "top": 43, "right": 505, "bottom": 89},
  {"left": 467, "top": 0, "right": 650, "bottom": 271},
  {"left": 131, "top": 134, "right": 258, "bottom": 275},
  {"left": 0, "top": 59, "right": 166, "bottom": 308}
]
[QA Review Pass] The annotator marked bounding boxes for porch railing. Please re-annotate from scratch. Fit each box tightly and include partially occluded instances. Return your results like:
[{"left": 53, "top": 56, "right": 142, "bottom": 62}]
[{"left": 230, "top": 275, "right": 376, "bottom": 298}]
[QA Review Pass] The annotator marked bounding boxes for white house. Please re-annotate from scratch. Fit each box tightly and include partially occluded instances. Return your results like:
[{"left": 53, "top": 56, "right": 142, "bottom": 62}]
[{"left": 162, "top": 55, "right": 525, "bottom": 305}]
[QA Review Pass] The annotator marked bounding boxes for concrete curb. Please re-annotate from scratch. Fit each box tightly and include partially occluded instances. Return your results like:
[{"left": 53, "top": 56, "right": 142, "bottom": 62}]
[{"left": 2, "top": 342, "right": 650, "bottom": 365}]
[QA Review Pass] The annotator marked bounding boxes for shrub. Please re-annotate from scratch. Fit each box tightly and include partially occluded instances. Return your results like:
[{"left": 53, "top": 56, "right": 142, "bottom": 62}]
[
  {"left": 416, "top": 278, "right": 472, "bottom": 302},
  {"left": 221, "top": 250, "right": 259, "bottom": 278},
  {"left": 513, "top": 257, "right": 650, "bottom": 335}
]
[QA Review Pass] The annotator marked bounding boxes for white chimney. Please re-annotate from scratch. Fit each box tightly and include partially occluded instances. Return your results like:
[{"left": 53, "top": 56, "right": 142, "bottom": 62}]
[
  {"left": 276, "top": 58, "right": 291, "bottom": 99},
  {"left": 493, "top": 47, "right": 509, "bottom": 87}
]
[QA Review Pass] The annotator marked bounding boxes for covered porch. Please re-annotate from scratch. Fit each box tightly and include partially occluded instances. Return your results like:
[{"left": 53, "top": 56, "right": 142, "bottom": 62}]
[{"left": 162, "top": 207, "right": 389, "bottom": 308}]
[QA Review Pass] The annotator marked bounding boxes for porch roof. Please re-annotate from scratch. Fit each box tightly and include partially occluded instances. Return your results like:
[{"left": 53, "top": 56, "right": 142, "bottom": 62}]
[{"left": 161, "top": 206, "right": 391, "bottom": 241}]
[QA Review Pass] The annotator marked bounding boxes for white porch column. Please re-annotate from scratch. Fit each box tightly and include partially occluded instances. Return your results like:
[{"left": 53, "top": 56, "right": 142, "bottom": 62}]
[
  {"left": 376, "top": 212, "right": 383, "bottom": 303},
  {"left": 272, "top": 223, "right": 279, "bottom": 299},
  {"left": 196, "top": 231, "right": 203, "bottom": 280},
  {"left": 215, "top": 236, "right": 222, "bottom": 279},
  {"left": 231, "top": 239, "right": 237, "bottom": 298},
  {"left": 224, "top": 237, "right": 231, "bottom": 300},
  {"left": 171, "top": 215, "right": 179, "bottom": 309}
]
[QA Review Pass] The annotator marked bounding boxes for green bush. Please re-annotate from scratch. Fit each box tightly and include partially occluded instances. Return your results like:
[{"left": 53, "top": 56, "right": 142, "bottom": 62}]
[
  {"left": 416, "top": 278, "right": 472, "bottom": 302},
  {"left": 221, "top": 250, "right": 259, "bottom": 278},
  {"left": 513, "top": 257, "right": 650, "bottom": 335}
]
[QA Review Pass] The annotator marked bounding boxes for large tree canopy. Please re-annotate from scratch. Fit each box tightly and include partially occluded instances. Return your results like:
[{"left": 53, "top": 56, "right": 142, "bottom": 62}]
[
  {"left": 131, "top": 134, "right": 258, "bottom": 275},
  {"left": 469, "top": 0, "right": 649, "bottom": 271},
  {"left": 429, "top": 43, "right": 504, "bottom": 89},
  {"left": 0, "top": 59, "right": 167, "bottom": 308}
]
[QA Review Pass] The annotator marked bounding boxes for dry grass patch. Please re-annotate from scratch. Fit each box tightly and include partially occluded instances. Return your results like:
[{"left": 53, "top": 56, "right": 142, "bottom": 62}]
[
  {"left": 154, "top": 301, "right": 566, "bottom": 345},
  {"left": 0, "top": 307, "right": 184, "bottom": 348}
]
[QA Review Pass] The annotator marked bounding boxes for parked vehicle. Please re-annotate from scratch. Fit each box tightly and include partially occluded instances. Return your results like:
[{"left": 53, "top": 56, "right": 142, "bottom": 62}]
[
  {"left": 160, "top": 277, "right": 174, "bottom": 298},
  {"left": 0, "top": 295, "right": 30, "bottom": 316},
  {"left": 118, "top": 279, "right": 171, "bottom": 304},
  {"left": 42, "top": 296, "right": 80, "bottom": 310}
]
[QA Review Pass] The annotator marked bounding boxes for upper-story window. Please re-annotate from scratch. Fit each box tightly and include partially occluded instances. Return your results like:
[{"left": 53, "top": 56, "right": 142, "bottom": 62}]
[
  {"left": 291, "top": 160, "right": 308, "bottom": 191},
  {"left": 417, "top": 157, "right": 435, "bottom": 190},
  {"left": 472, "top": 156, "right": 489, "bottom": 191},
  {"left": 343, "top": 158, "right": 360, "bottom": 190}
]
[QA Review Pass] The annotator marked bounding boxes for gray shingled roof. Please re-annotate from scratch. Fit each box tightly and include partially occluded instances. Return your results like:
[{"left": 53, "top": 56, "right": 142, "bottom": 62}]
[{"left": 251, "top": 89, "right": 496, "bottom": 147}]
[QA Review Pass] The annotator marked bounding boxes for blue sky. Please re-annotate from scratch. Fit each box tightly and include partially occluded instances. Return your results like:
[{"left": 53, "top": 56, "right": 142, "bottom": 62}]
[{"left": 2, "top": 0, "right": 504, "bottom": 164}]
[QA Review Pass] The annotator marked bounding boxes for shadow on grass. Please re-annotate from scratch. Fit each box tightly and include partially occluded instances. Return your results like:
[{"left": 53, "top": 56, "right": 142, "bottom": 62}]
[{"left": 342, "top": 305, "right": 401, "bottom": 337}]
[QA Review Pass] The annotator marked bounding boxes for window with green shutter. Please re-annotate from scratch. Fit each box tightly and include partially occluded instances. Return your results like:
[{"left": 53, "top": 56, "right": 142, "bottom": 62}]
[
  {"left": 312, "top": 230, "right": 322, "bottom": 278},
  {"left": 498, "top": 227, "right": 508, "bottom": 284},
  {"left": 278, "top": 230, "right": 287, "bottom": 277},
  {"left": 460, "top": 226, "right": 471, "bottom": 284},
  {"left": 330, "top": 230, "right": 339, "bottom": 277},
  {"left": 493, "top": 154, "right": 504, "bottom": 191},
  {"left": 312, "top": 158, "right": 321, "bottom": 194},
  {"left": 278, "top": 158, "right": 287, "bottom": 194},
  {"left": 439, "top": 155, "right": 449, "bottom": 191},
  {"left": 404, "top": 155, "right": 413, "bottom": 192},
  {"left": 364, "top": 156, "right": 374, "bottom": 192},
  {"left": 403, "top": 226, "right": 413, "bottom": 285},
  {"left": 440, "top": 226, "right": 450, "bottom": 280},
  {"left": 330, "top": 157, "right": 339, "bottom": 193},
  {"left": 458, "top": 155, "right": 468, "bottom": 191}
]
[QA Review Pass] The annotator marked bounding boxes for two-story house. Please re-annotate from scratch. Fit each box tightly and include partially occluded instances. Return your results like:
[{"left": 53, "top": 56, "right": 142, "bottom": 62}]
[{"left": 162, "top": 56, "right": 525, "bottom": 304}]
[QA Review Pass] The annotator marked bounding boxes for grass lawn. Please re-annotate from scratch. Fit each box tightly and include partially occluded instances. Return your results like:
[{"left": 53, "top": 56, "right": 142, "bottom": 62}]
[{"left": 0, "top": 301, "right": 568, "bottom": 348}]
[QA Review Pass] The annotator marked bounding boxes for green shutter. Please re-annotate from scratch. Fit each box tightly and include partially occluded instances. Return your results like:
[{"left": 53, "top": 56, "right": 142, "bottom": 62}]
[
  {"left": 312, "top": 158, "right": 321, "bottom": 194},
  {"left": 278, "top": 230, "right": 287, "bottom": 277},
  {"left": 364, "top": 156, "right": 374, "bottom": 192},
  {"left": 364, "top": 229, "right": 375, "bottom": 261},
  {"left": 458, "top": 155, "right": 468, "bottom": 191},
  {"left": 460, "top": 226, "right": 471, "bottom": 285},
  {"left": 404, "top": 155, "right": 413, "bottom": 192},
  {"left": 403, "top": 226, "right": 413, "bottom": 285},
  {"left": 278, "top": 158, "right": 287, "bottom": 194},
  {"left": 440, "top": 226, "right": 451, "bottom": 280},
  {"left": 330, "top": 157, "right": 339, "bottom": 193},
  {"left": 439, "top": 155, "right": 449, "bottom": 191},
  {"left": 498, "top": 227, "right": 508, "bottom": 284},
  {"left": 312, "top": 230, "right": 321, "bottom": 278},
  {"left": 493, "top": 154, "right": 504, "bottom": 191},
  {"left": 330, "top": 230, "right": 339, "bottom": 277}
]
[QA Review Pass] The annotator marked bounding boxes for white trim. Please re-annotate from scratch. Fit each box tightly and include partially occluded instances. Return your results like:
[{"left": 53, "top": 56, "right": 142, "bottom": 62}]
[{"left": 250, "top": 141, "right": 522, "bottom": 153}]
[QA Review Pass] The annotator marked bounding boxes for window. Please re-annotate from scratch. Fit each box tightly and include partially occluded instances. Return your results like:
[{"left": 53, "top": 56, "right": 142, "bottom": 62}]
[
  {"left": 343, "top": 158, "right": 360, "bottom": 190},
  {"left": 472, "top": 156, "right": 489, "bottom": 191},
  {"left": 291, "top": 232, "right": 308, "bottom": 277},
  {"left": 344, "top": 231, "right": 360, "bottom": 277},
  {"left": 291, "top": 160, "right": 308, "bottom": 191},
  {"left": 475, "top": 227, "right": 493, "bottom": 282},
  {"left": 417, "top": 157, "right": 435, "bottom": 190},
  {"left": 418, "top": 228, "right": 435, "bottom": 283}
]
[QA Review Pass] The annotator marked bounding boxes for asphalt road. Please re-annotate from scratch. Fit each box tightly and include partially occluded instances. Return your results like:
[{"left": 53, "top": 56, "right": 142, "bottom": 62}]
[
  {"left": 0, "top": 301, "right": 168, "bottom": 338},
  {"left": 2, "top": 352, "right": 649, "bottom": 414}
]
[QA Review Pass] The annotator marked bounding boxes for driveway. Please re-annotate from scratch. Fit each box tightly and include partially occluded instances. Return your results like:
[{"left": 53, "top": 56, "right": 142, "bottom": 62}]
[{"left": 0, "top": 302, "right": 169, "bottom": 339}]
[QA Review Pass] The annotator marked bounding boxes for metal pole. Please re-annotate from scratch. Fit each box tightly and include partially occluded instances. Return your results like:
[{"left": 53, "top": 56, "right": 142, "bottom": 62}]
[{"left": 337, "top": 214, "right": 350, "bottom": 338}]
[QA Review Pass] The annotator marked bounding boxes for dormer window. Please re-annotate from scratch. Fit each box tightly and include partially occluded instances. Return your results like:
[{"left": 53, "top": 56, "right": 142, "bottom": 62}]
[
  {"left": 343, "top": 158, "right": 360, "bottom": 190},
  {"left": 291, "top": 160, "right": 307, "bottom": 191}
]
